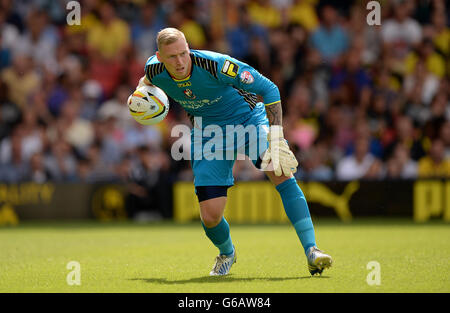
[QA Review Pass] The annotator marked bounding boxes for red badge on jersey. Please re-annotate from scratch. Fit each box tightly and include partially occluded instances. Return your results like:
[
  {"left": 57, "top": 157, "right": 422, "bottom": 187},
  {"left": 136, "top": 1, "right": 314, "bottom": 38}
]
[
  {"left": 183, "top": 89, "right": 196, "bottom": 99},
  {"left": 240, "top": 71, "right": 254, "bottom": 84}
]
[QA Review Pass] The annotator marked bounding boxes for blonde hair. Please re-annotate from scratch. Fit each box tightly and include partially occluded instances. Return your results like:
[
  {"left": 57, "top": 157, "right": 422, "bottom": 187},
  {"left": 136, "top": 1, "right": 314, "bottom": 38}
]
[{"left": 156, "top": 28, "right": 186, "bottom": 50}]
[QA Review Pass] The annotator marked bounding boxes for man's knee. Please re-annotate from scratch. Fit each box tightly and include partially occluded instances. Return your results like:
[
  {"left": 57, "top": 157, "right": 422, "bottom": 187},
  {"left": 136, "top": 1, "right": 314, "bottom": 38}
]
[
  {"left": 199, "top": 196, "right": 227, "bottom": 228},
  {"left": 201, "top": 204, "right": 224, "bottom": 228}
]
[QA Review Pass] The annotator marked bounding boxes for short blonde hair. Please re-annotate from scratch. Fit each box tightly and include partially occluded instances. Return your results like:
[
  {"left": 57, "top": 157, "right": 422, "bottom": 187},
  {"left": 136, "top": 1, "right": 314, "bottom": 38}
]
[{"left": 156, "top": 28, "right": 186, "bottom": 50}]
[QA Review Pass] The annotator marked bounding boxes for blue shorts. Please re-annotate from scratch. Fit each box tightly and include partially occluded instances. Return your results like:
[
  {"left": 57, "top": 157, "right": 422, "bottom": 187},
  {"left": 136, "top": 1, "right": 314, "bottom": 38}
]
[{"left": 190, "top": 102, "right": 269, "bottom": 187}]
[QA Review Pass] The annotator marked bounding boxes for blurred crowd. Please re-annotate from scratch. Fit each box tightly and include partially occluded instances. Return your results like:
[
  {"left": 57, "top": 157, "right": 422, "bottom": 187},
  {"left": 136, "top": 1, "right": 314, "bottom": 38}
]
[{"left": 0, "top": 0, "right": 449, "bottom": 196}]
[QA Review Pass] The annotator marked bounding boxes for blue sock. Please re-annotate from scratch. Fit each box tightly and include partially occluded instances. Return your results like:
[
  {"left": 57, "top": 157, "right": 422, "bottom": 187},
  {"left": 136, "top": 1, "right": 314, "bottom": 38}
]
[
  {"left": 276, "top": 177, "right": 316, "bottom": 254},
  {"left": 202, "top": 217, "right": 234, "bottom": 256}
]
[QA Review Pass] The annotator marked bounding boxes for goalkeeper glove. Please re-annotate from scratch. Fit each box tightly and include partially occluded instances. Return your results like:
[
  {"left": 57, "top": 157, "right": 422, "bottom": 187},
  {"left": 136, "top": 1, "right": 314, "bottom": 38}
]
[{"left": 261, "top": 125, "right": 298, "bottom": 177}]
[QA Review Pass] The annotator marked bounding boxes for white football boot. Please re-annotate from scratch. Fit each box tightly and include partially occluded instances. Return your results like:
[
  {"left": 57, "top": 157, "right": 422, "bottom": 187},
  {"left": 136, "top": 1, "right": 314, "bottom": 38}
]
[
  {"left": 306, "top": 246, "right": 333, "bottom": 276},
  {"left": 210, "top": 247, "right": 236, "bottom": 276}
]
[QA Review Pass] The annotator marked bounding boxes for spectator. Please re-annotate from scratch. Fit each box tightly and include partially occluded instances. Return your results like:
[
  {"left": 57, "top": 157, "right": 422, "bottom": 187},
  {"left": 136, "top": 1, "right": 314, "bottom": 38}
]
[
  {"left": 44, "top": 139, "right": 78, "bottom": 181},
  {"left": 123, "top": 123, "right": 163, "bottom": 153},
  {"left": 64, "top": 0, "right": 99, "bottom": 60},
  {"left": 329, "top": 47, "right": 372, "bottom": 107},
  {"left": 385, "top": 115, "right": 426, "bottom": 162},
  {"left": 439, "top": 120, "right": 450, "bottom": 159},
  {"left": 98, "top": 84, "right": 134, "bottom": 129},
  {"left": 225, "top": 5, "right": 268, "bottom": 62},
  {"left": 345, "top": 118, "right": 383, "bottom": 159},
  {"left": 295, "top": 142, "right": 333, "bottom": 181},
  {"left": 247, "top": 0, "right": 282, "bottom": 29},
  {"left": 130, "top": 1, "right": 165, "bottom": 64},
  {"left": 326, "top": 104, "right": 354, "bottom": 160},
  {"left": 15, "top": 109, "right": 44, "bottom": 162},
  {"left": 347, "top": 4, "right": 381, "bottom": 66},
  {"left": 429, "top": 10, "right": 449, "bottom": 61},
  {"left": 34, "top": 0, "right": 68, "bottom": 26},
  {"left": 80, "top": 80, "right": 103, "bottom": 121},
  {"left": 1, "top": 52, "right": 40, "bottom": 109},
  {"left": 381, "top": 0, "right": 422, "bottom": 62},
  {"left": 167, "top": 6, "right": 207, "bottom": 50},
  {"left": 385, "top": 143, "right": 418, "bottom": 179},
  {"left": 29, "top": 89, "right": 54, "bottom": 127},
  {"left": 272, "top": 35, "right": 301, "bottom": 100},
  {"left": 27, "top": 152, "right": 51, "bottom": 183},
  {"left": 91, "top": 117, "right": 123, "bottom": 167},
  {"left": 0, "top": 79, "right": 21, "bottom": 139},
  {"left": 58, "top": 99, "right": 95, "bottom": 154},
  {"left": 64, "top": 0, "right": 99, "bottom": 36},
  {"left": 285, "top": 80, "right": 319, "bottom": 151},
  {"left": 125, "top": 46, "right": 147, "bottom": 89},
  {"left": 310, "top": 4, "right": 349, "bottom": 64},
  {"left": 0, "top": 127, "right": 29, "bottom": 182},
  {"left": 287, "top": 0, "right": 319, "bottom": 32},
  {"left": 76, "top": 157, "right": 92, "bottom": 182},
  {"left": 0, "top": 10, "right": 19, "bottom": 70},
  {"left": 336, "top": 137, "right": 381, "bottom": 181},
  {"left": 404, "top": 38, "right": 446, "bottom": 79},
  {"left": 83, "top": 141, "right": 117, "bottom": 182},
  {"left": 0, "top": 113, "right": 44, "bottom": 166},
  {"left": 403, "top": 58, "right": 440, "bottom": 111},
  {"left": 126, "top": 145, "right": 170, "bottom": 220},
  {"left": 86, "top": 2, "right": 130, "bottom": 61},
  {"left": 12, "top": 9, "right": 59, "bottom": 72},
  {"left": 46, "top": 72, "right": 71, "bottom": 117},
  {"left": 366, "top": 92, "right": 395, "bottom": 148},
  {"left": 417, "top": 138, "right": 450, "bottom": 178},
  {"left": 422, "top": 91, "right": 449, "bottom": 140},
  {"left": 0, "top": 0, "right": 25, "bottom": 33},
  {"left": 86, "top": 2, "right": 130, "bottom": 98}
]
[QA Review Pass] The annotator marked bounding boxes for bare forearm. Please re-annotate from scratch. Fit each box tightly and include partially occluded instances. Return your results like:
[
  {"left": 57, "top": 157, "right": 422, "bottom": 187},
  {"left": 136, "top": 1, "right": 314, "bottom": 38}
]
[
  {"left": 138, "top": 76, "right": 153, "bottom": 87},
  {"left": 265, "top": 102, "right": 282, "bottom": 126}
]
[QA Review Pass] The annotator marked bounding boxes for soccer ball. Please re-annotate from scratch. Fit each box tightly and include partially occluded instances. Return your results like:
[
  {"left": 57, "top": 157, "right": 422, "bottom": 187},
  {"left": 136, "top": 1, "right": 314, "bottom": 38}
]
[{"left": 127, "top": 85, "right": 169, "bottom": 125}]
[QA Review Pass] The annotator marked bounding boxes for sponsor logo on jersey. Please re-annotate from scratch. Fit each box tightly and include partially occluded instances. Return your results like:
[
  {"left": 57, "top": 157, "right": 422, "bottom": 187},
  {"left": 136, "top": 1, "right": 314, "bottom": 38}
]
[
  {"left": 177, "top": 81, "right": 192, "bottom": 88},
  {"left": 240, "top": 71, "right": 254, "bottom": 84},
  {"left": 221, "top": 60, "right": 239, "bottom": 78},
  {"left": 183, "top": 89, "right": 196, "bottom": 99}
]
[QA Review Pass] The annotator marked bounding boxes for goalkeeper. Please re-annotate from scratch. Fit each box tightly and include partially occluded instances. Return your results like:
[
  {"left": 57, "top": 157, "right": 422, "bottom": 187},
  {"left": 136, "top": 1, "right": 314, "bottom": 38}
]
[{"left": 136, "top": 27, "right": 332, "bottom": 276}]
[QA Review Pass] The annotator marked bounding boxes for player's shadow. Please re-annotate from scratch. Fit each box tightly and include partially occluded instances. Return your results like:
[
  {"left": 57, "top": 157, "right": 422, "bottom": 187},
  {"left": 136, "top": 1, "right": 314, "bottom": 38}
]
[{"left": 130, "top": 275, "right": 329, "bottom": 285}]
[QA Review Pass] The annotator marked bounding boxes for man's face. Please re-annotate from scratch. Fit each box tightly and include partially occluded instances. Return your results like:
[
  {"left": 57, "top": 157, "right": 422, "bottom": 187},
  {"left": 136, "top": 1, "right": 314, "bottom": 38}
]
[
  {"left": 322, "top": 5, "right": 337, "bottom": 25},
  {"left": 355, "top": 138, "right": 369, "bottom": 161},
  {"left": 430, "top": 140, "right": 444, "bottom": 163},
  {"left": 156, "top": 38, "right": 191, "bottom": 80}
]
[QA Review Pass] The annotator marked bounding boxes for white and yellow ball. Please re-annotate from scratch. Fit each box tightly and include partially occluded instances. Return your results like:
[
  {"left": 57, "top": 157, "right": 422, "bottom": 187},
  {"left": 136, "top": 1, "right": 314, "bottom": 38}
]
[{"left": 127, "top": 85, "right": 169, "bottom": 125}]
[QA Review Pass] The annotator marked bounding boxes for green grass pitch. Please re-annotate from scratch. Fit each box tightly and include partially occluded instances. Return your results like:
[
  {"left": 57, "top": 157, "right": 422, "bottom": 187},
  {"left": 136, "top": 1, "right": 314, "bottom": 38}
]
[{"left": 0, "top": 219, "right": 448, "bottom": 293}]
